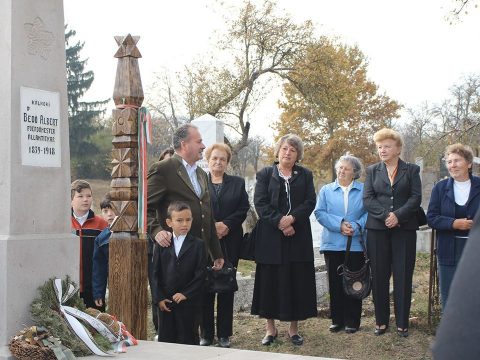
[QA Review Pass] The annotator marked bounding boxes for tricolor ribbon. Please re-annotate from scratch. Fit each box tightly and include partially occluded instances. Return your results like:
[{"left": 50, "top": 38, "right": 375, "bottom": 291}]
[
  {"left": 138, "top": 107, "right": 152, "bottom": 236},
  {"left": 53, "top": 279, "right": 113, "bottom": 357}
]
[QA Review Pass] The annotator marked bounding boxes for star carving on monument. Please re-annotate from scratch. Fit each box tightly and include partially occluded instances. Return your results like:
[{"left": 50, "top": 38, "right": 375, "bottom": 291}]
[
  {"left": 114, "top": 34, "right": 142, "bottom": 58},
  {"left": 111, "top": 148, "right": 138, "bottom": 178},
  {"left": 24, "top": 17, "right": 55, "bottom": 60}
]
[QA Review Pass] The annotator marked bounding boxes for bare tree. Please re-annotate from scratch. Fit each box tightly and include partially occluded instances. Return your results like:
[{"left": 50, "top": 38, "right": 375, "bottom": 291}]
[
  {"left": 433, "top": 74, "right": 480, "bottom": 144},
  {"left": 147, "top": 0, "right": 314, "bottom": 173}
]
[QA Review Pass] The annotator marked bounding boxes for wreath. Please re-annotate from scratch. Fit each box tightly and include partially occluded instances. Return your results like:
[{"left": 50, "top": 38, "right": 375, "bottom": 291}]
[{"left": 29, "top": 276, "right": 112, "bottom": 357}]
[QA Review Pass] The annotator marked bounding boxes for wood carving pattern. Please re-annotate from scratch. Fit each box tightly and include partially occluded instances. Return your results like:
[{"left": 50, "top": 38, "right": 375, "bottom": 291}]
[
  {"left": 112, "top": 108, "right": 137, "bottom": 136},
  {"left": 109, "top": 34, "right": 147, "bottom": 339},
  {"left": 110, "top": 201, "right": 138, "bottom": 232},
  {"left": 111, "top": 148, "right": 138, "bottom": 178}
]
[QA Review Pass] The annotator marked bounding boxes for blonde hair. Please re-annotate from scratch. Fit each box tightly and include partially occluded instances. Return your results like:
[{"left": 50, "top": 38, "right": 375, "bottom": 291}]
[
  {"left": 445, "top": 143, "right": 474, "bottom": 164},
  {"left": 373, "top": 128, "right": 403, "bottom": 148},
  {"left": 205, "top": 143, "right": 232, "bottom": 164}
]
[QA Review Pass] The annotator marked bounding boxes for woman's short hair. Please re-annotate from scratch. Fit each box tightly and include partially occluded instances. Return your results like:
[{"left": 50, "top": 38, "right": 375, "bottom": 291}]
[
  {"left": 335, "top": 155, "right": 364, "bottom": 180},
  {"left": 204, "top": 143, "right": 232, "bottom": 164},
  {"left": 274, "top": 134, "right": 304, "bottom": 161},
  {"left": 373, "top": 128, "right": 403, "bottom": 148},
  {"left": 445, "top": 143, "right": 474, "bottom": 165}
]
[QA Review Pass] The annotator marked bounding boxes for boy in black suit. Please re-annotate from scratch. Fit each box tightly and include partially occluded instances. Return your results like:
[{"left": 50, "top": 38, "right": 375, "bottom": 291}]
[{"left": 152, "top": 201, "right": 207, "bottom": 345}]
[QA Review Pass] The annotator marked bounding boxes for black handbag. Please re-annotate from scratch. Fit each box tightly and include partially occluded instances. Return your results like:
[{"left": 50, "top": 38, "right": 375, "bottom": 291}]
[
  {"left": 205, "top": 243, "right": 238, "bottom": 293},
  {"left": 337, "top": 224, "right": 372, "bottom": 300}
]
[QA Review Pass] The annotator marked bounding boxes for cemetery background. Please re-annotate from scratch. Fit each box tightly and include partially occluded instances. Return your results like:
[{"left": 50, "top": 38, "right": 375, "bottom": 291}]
[{"left": 2, "top": 0, "right": 478, "bottom": 358}]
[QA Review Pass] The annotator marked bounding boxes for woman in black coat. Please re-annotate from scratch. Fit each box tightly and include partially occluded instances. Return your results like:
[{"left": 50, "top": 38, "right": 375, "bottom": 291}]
[
  {"left": 201, "top": 143, "right": 250, "bottom": 348},
  {"left": 251, "top": 134, "right": 317, "bottom": 346},
  {"left": 363, "top": 128, "right": 421, "bottom": 338}
]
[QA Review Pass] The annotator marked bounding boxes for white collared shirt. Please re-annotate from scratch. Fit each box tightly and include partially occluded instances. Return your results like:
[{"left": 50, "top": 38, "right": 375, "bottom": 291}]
[
  {"left": 73, "top": 211, "right": 89, "bottom": 226},
  {"left": 173, "top": 233, "right": 187, "bottom": 257},
  {"left": 339, "top": 181, "right": 353, "bottom": 215},
  {"left": 181, "top": 158, "right": 202, "bottom": 197}
]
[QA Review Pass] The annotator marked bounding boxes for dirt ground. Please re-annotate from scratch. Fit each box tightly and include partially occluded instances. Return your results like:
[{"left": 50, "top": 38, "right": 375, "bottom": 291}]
[{"left": 145, "top": 254, "right": 436, "bottom": 360}]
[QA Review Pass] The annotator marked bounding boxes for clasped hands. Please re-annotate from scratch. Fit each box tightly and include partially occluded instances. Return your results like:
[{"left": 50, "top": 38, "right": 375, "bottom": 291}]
[
  {"left": 215, "top": 221, "right": 229, "bottom": 239},
  {"left": 159, "top": 292, "right": 187, "bottom": 312},
  {"left": 278, "top": 215, "right": 295, "bottom": 236},
  {"left": 385, "top": 212, "right": 399, "bottom": 228},
  {"left": 155, "top": 230, "right": 224, "bottom": 270},
  {"left": 341, "top": 221, "right": 355, "bottom": 236},
  {"left": 453, "top": 218, "right": 473, "bottom": 231}
]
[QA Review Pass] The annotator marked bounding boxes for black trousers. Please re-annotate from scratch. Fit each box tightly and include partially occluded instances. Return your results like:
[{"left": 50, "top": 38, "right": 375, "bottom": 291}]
[
  {"left": 158, "top": 302, "right": 195, "bottom": 345},
  {"left": 147, "top": 252, "right": 159, "bottom": 333},
  {"left": 367, "top": 228, "right": 416, "bottom": 329},
  {"left": 324, "top": 251, "right": 364, "bottom": 329},
  {"left": 202, "top": 291, "right": 235, "bottom": 339}
]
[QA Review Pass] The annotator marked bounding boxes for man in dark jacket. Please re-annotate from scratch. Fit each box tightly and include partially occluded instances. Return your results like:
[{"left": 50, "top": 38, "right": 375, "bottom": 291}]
[
  {"left": 147, "top": 124, "right": 223, "bottom": 267},
  {"left": 147, "top": 124, "right": 224, "bottom": 343}
]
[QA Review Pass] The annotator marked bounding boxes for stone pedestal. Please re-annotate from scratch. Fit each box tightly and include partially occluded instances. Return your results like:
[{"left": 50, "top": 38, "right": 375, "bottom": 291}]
[
  {"left": 192, "top": 114, "right": 224, "bottom": 147},
  {"left": 0, "top": 1, "right": 77, "bottom": 358}
]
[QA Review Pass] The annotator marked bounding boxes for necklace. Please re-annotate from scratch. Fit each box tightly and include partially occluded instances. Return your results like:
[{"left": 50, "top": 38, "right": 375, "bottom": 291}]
[
  {"left": 386, "top": 164, "right": 398, "bottom": 184},
  {"left": 277, "top": 165, "right": 292, "bottom": 178}
]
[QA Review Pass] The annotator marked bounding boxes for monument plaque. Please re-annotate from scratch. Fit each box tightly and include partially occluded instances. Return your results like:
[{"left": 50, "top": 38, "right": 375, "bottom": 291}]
[{"left": 20, "top": 86, "right": 61, "bottom": 167}]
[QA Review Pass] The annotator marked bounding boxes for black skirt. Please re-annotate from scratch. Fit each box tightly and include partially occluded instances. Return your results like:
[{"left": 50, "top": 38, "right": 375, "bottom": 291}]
[{"left": 251, "top": 261, "right": 317, "bottom": 321}]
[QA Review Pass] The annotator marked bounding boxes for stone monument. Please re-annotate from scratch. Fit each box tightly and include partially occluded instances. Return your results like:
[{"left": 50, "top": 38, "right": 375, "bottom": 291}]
[
  {"left": 0, "top": 0, "right": 78, "bottom": 358},
  {"left": 191, "top": 114, "right": 224, "bottom": 170}
]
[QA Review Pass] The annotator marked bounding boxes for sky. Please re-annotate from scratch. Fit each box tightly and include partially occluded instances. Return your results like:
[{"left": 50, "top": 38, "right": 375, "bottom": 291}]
[{"left": 64, "top": 0, "right": 480, "bottom": 139}]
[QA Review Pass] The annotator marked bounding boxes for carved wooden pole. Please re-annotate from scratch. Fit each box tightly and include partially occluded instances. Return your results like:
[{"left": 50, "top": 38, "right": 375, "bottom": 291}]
[{"left": 108, "top": 34, "right": 147, "bottom": 340}]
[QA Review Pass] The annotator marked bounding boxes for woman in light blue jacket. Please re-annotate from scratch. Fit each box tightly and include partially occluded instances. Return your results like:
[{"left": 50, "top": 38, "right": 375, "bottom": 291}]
[{"left": 314, "top": 155, "right": 367, "bottom": 334}]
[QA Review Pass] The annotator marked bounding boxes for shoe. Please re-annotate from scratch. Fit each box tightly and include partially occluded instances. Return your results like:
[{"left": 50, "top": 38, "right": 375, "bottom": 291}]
[
  {"left": 217, "top": 337, "right": 230, "bottom": 348},
  {"left": 345, "top": 327, "right": 358, "bottom": 334},
  {"left": 199, "top": 337, "right": 213, "bottom": 346},
  {"left": 397, "top": 328, "right": 409, "bottom": 338},
  {"left": 329, "top": 324, "right": 344, "bottom": 332},
  {"left": 288, "top": 333, "right": 304, "bottom": 346},
  {"left": 261, "top": 330, "right": 277, "bottom": 346},
  {"left": 374, "top": 325, "right": 388, "bottom": 336}
]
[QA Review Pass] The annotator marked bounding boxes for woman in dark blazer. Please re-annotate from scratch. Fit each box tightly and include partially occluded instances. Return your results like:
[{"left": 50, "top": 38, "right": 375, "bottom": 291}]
[
  {"left": 201, "top": 143, "right": 250, "bottom": 348},
  {"left": 427, "top": 143, "right": 480, "bottom": 309},
  {"left": 251, "top": 134, "right": 317, "bottom": 346},
  {"left": 363, "top": 128, "right": 421, "bottom": 338}
]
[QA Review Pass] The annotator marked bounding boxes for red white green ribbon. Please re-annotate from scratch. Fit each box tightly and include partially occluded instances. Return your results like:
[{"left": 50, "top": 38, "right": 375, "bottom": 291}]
[
  {"left": 53, "top": 279, "right": 113, "bottom": 356},
  {"left": 138, "top": 107, "right": 152, "bottom": 236}
]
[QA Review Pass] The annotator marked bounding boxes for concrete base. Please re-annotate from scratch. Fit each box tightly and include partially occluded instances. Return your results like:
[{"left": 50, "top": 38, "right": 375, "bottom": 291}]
[
  {"left": 85, "top": 340, "right": 342, "bottom": 360},
  {"left": 0, "top": 233, "right": 78, "bottom": 360},
  {"left": 417, "top": 228, "right": 432, "bottom": 253}
]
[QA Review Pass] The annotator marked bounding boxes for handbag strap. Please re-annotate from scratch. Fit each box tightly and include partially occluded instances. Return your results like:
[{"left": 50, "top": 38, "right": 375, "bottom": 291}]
[
  {"left": 343, "top": 221, "right": 369, "bottom": 267},
  {"left": 220, "top": 239, "right": 231, "bottom": 263}
]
